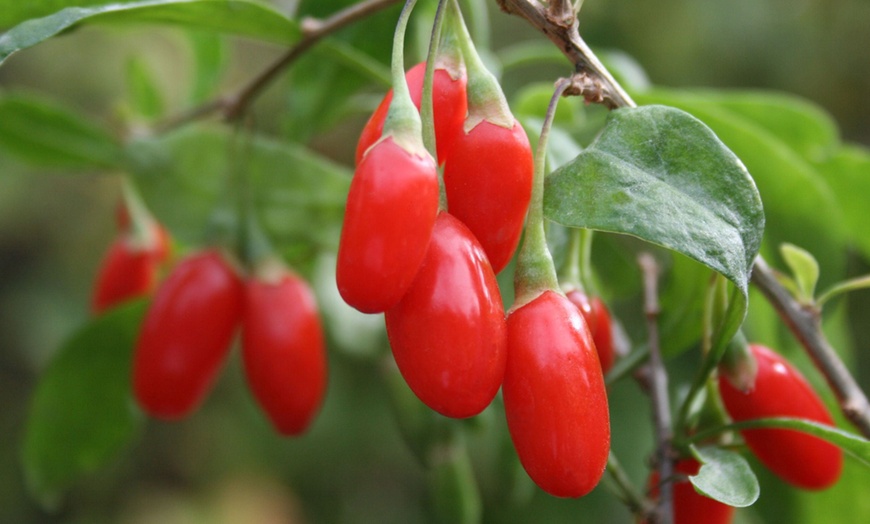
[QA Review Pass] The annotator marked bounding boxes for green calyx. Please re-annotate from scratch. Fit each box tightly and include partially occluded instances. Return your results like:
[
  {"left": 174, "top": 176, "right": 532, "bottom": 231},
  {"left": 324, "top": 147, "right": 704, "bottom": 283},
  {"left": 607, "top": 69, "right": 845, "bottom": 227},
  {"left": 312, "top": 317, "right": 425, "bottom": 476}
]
[
  {"left": 718, "top": 330, "right": 758, "bottom": 393},
  {"left": 382, "top": 0, "right": 429, "bottom": 158},
  {"left": 446, "top": 0, "right": 513, "bottom": 131},
  {"left": 120, "top": 176, "right": 161, "bottom": 251},
  {"left": 513, "top": 81, "right": 570, "bottom": 308}
]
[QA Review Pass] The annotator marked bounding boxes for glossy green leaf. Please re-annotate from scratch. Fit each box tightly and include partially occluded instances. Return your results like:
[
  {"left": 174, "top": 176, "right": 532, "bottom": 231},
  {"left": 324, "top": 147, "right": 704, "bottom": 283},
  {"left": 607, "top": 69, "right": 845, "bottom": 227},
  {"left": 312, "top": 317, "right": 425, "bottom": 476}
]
[
  {"left": 125, "top": 125, "right": 350, "bottom": 254},
  {"left": 21, "top": 301, "right": 147, "bottom": 506},
  {"left": 0, "top": 0, "right": 299, "bottom": 66},
  {"left": 689, "top": 445, "right": 760, "bottom": 507},
  {"left": 0, "top": 93, "right": 122, "bottom": 169},
  {"left": 780, "top": 243, "right": 819, "bottom": 302},
  {"left": 634, "top": 90, "right": 847, "bottom": 284},
  {"left": 544, "top": 105, "right": 764, "bottom": 299},
  {"left": 125, "top": 56, "right": 164, "bottom": 119},
  {"left": 0, "top": 0, "right": 139, "bottom": 28},
  {"left": 816, "top": 145, "right": 870, "bottom": 260}
]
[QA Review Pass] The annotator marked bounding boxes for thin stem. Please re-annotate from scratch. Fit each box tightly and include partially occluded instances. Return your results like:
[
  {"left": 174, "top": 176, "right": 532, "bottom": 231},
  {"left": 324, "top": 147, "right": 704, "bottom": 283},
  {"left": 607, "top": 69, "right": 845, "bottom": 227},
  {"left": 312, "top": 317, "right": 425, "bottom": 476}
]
[
  {"left": 495, "top": 0, "right": 635, "bottom": 109},
  {"left": 751, "top": 255, "right": 870, "bottom": 439},
  {"left": 638, "top": 252, "right": 673, "bottom": 524},
  {"left": 513, "top": 78, "right": 570, "bottom": 304},
  {"left": 604, "top": 451, "right": 652, "bottom": 518},
  {"left": 421, "top": 0, "right": 449, "bottom": 161},
  {"left": 156, "top": 0, "right": 402, "bottom": 133}
]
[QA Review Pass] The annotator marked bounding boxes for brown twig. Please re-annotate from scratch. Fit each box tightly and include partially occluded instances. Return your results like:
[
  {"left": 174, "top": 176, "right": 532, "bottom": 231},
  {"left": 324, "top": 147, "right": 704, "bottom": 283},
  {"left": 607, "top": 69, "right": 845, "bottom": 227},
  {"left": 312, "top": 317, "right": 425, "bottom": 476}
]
[
  {"left": 155, "top": 0, "right": 402, "bottom": 133},
  {"left": 494, "top": 0, "right": 635, "bottom": 109},
  {"left": 751, "top": 255, "right": 870, "bottom": 439},
  {"left": 638, "top": 252, "right": 673, "bottom": 524}
]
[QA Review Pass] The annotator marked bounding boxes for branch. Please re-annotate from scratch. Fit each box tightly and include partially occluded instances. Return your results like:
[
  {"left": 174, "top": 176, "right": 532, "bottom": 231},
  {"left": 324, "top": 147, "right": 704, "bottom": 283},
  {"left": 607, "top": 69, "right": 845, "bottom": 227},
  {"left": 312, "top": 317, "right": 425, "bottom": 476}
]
[
  {"left": 156, "top": 0, "right": 402, "bottom": 132},
  {"left": 637, "top": 253, "right": 673, "bottom": 524},
  {"left": 494, "top": 0, "right": 635, "bottom": 109},
  {"left": 751, "top": 255, "right": 870, "bottom": 439}
]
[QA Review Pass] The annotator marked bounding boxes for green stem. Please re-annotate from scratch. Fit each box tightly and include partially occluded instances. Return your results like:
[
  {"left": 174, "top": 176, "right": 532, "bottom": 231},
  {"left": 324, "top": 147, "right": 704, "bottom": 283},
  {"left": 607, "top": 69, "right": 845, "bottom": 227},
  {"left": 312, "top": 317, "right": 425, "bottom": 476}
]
[
  {"left": 604, "top": 451, "right": 651, "bottom": 517},
  {"left": 446, "top": 0, "right": 512, "bottom": 128},
  {"left": 119, "top": 176, "right": 156, "bottom": 245},
  {"left": 513, "top": 79, "right": 569, "bottom": 305},
  {"left": 561, "top": 227, "right": 594, "bottom": 292},
  {"left": 421, "top": 0, "right": 449, "bottom": 161},
  {"left": 382, "top": 0, "right": 424, "bottom": 146}
]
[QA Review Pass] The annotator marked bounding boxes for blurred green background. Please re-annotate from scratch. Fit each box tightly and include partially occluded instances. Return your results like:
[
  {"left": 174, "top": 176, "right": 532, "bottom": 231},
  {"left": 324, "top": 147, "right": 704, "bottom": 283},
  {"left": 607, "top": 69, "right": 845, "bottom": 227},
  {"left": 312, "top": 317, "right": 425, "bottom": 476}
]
[{"left": 1, "top": 0, "right": 869, "bottom": 522}]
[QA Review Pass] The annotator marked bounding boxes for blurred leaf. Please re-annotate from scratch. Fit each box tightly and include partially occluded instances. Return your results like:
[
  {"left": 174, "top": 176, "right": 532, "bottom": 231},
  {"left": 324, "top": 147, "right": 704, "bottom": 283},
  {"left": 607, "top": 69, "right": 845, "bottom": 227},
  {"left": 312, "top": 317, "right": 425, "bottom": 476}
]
[
  {"left": 0, "top": 0, "right": 140, "bottom": 27},
  {"left": 657, "top": 253, "right": 710, "bottom": 357},
  {"left": 125, "top": 125, "right": 350, "bottom": 254},
  {"left": 186, "top": 30, "right": 228, "bottom": 104},
  {"left": 0, "top": 93, "right": 122, "bottom": 169},
  {"left": 635, "top": 89, "right": 848, "bottom": 284},
  {"left": 0, "top": 0, "right": 299, "bottom": 66},
  {"left": 428, "top": 440, "right": 482, "bottom": 524},
  {"left": 689, "top": 445, "right": 760, "bottom": 507},
  {"left": 21, "top": 301, "right": 147, "bottom": 507},
  {"left": 816, "top": 145, "right": 870, "bottom": 260},
  {"left": 125, "top": 56, "right": 164, "bottom": 119},
  {"left": 545, "top": 105, "right": 764, "bottom": 301},
  {"left": 818, "top": 274, "right": 870, "bottom": 307}
]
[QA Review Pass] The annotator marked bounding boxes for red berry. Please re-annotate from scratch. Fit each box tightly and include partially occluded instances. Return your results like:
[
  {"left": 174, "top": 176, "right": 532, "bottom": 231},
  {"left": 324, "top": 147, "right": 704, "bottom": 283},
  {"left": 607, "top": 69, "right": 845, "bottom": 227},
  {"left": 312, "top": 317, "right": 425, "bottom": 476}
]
[
  {"left": 443, "top": 120, "right": 533, "bottom": 274},
  {"left": 718, "top": 343, "right": 843, "bottom": 490},
  {"left": 503, "top": 290, "right": 610, "bottom": 498},
  {"left": 92, "top": 219, "right": 171, "bottom": 313},
  {"left": 385, "top": 212, "right": 506, "bottom": 418},
  {"left": 355, "top": 62, "right": 467, "bottom": 165},
  {"left": 336, "top": 137, "right": 439, "bottom": 313},
  {"left": 646, "top": 459, "right": 735, "bottom": 524},
  {"left": 243, "top": 269, "right": 327, "bottom": 436},
  {"left": 565, "top": 290, "right": 616, "bottom": 374},
  {"left": 91, "top": 236, "right": 159, "bottom": 313},
  {"left": 132, "top": 250, "right": 244, "bottom": 420}
]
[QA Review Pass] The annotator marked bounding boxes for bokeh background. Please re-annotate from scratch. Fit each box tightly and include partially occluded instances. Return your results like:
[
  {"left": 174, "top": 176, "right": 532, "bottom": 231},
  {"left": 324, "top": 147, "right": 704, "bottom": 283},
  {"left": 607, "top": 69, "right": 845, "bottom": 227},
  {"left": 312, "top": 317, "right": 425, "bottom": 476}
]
[{"left": 1, "top": 0, "right": 869, "bottom": 522}]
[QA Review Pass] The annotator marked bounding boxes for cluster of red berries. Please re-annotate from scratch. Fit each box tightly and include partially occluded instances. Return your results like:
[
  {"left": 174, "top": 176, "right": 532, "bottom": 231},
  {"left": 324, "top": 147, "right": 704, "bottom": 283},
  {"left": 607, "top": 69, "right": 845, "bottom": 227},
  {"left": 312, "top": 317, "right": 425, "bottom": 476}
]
[
  {"left": 338, "top": 50, "right": 616, "bottom": 496},
  {"left": 92, "top": 204, "right": 327, "bottom": 437}
]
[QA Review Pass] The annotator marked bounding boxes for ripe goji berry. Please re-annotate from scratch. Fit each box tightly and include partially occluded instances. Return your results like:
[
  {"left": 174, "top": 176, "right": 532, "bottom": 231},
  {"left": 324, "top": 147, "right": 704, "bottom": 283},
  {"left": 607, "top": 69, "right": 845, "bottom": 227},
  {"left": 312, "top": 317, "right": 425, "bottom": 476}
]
[
  {"left": 646, "top": 459, "right": 735, "bottom": 524},
  {"left": 336, "top": 136, "right": 439, "bottom": 313},
  {"left": 503, "top": 290, "right": 610, "bottom": 497},
  {"left": 565, "top": 290, "right": 615, "bottom": 374},
  {"left": 243, "top": 266, "right": 327, "bottom": 436},
  {"left": 385, "top": 212, "right": 506, "bottom": 418},
  {"left": 443, "top": 116, "right": 532, "bottom": 275},
  {"left": 355, "top": 61, "right": 467, "bottom": 165},
  {"left": 91, "top": 236, "right": 159, "bottom": 313},
  {"left": 132, "top": 250, "right": 244, "bottom": 420},
  {"left": 718, "top": 343, "right": 843, "bottom": 490}
]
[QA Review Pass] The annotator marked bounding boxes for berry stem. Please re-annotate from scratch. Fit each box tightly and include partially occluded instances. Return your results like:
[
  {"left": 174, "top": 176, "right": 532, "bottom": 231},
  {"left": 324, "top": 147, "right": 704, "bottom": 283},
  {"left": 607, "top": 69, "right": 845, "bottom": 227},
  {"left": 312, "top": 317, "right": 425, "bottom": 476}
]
[
  {"left": 382, "top": 0, "right": 425, "bottom": 150},
  {"left": 512, "top": 79, "right": 569, "bottom": 306},
  {"left": 420, "top": 0, "right": 449, "bottom": 161},
  {"left": 562, "top": 226, "right": 594, "bottom": 292},
  {"left": 446, "top": 0, "right": 512, "bottom": 129}
]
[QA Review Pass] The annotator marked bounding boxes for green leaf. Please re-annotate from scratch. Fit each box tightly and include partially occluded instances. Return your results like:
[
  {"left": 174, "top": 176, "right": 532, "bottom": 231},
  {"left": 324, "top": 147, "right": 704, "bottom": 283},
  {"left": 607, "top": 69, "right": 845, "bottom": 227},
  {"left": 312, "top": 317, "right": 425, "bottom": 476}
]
[
  {"left": 125, "top": 125, "right": 350, "bottom": 254},
  {"left": 780, "top": 243, "right": 819, "bottom": 303},
  {"left": 126, "top": 56, "right": 165, "bottom": 119},
  {"left": 689, "top": 445, "right": 760, "bottom": 507},
  {"left": 544, "top": 105, "right": 764, "bottom": 300},
  {"left": 0, "top": 0, "right": 300, "bottom": 66},
  {"left": 634, "top": 89, "right": 848, "bottom": 284},
  {"left": 21, "top": 301, "right": 147, "bottom": 506},
  {"left": 816, "top": 145, "right": 870, "bottom": 260},
  {"left": 0, "top": 0, "right": 139, "bottom": 28},
  {"left": 0, "top": 93, "right": 122, "bottom": 169},
  {"left": 186, "top": 30, "right": 229, "bottom": 104}
]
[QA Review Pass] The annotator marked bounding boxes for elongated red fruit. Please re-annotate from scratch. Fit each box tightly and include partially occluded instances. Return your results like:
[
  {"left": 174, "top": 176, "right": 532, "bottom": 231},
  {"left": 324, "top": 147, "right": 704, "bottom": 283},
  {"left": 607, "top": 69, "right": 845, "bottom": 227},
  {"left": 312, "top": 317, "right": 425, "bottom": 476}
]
[
  {"left": 565, "top": 290, "right": 615, "bottom": 374},
  {"left": 718, "top": 343, "right": 843, "bottom": 490},
  {"left": 503, "top": 290, "right": 610, "bottom": 497},
  {"left": 92, "top": 221, "right": 170, "bottom": 313},
  {"left": 385, "top": 212, "right": 506, "bottom": 418},
  {"left": 646, "top": 459, "right": 735, "bottom": 524},
  {"left": 243, "top": 268, "right": 327, "bottom": 436},
  {"left": 356, "top": 62, "right": 467, "bottom": 165},
  {"left": 337, "top": 137, "right": 439, "bottom": 313},
  {"left": 443, "top": 120, "right": 533, "bottom": 274},
  {"left": 133, "top": 250, "right": 244, "bottom": 419}
]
